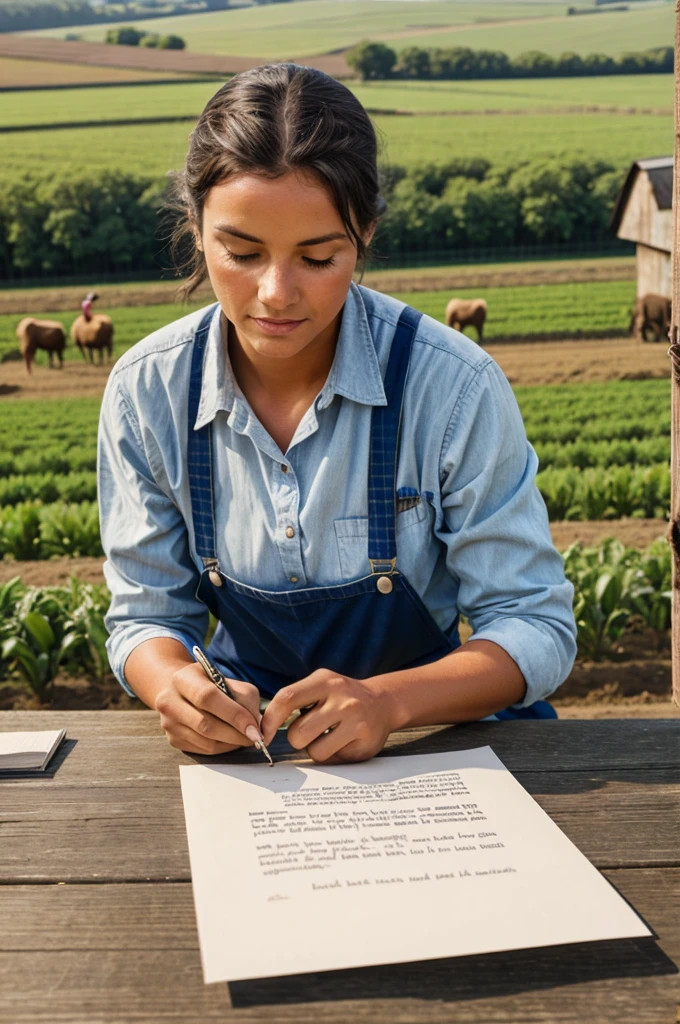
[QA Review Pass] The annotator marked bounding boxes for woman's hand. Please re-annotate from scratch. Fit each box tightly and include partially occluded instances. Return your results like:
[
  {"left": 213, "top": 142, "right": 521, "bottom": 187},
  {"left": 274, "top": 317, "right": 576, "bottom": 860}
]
[
  {"left": 154, "top": 662, "right": 263, "bottom": 755},
  {"left": 261, "top": 668, "right": 399, "bottom": 764}
]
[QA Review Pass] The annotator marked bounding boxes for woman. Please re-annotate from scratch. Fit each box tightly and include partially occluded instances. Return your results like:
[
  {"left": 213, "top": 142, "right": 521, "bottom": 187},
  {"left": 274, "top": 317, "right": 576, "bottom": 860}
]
[{"left": 99, "top": 64, "right": 576, "bottom": 763}]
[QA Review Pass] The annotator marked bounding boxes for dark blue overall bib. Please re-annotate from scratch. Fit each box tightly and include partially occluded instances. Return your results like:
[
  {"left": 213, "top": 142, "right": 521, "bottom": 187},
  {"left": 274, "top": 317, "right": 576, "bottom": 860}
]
[{"left": 187, "top": 303, "right": 556, "bottom": 720}]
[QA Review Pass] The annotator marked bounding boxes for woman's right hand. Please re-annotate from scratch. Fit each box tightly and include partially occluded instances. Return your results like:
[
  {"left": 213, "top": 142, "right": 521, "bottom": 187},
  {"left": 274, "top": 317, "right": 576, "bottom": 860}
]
[
  {"left": 154, "top": 663, "right": 263, "bottom": 754},
  {"left": 124, "top": 638, "right": 262, "bottom": 755}
]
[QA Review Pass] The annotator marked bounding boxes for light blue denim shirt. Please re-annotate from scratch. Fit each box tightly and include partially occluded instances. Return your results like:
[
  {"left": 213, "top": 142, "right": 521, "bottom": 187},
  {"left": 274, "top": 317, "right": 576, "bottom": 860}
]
[{"left": 98, "top": 282, "right": 576, "bottom": 703}]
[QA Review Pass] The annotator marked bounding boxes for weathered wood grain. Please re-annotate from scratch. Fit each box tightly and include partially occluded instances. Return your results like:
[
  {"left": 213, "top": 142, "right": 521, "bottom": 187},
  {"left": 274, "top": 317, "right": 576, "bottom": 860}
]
[
  {"left": 1, "top": 772, "right": 677, "bottom": 881},
  {"left": 0, "top": 871, "right": 677, "bottom": 1024},
  {"left": 1, "top": 713, "right": 679, "bottom": 776}
]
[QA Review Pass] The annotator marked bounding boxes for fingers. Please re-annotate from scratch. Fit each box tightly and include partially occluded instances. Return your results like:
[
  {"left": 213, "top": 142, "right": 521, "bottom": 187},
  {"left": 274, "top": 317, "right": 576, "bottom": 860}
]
[
  {"left": 163, "top": 721, "right": 244, "bottom": 757},
  {"left": 179, "top": 666, "right": 261, "bottom": 738},
  {"left": 286, "top": 702, "right": 339, "bottom": 752},
  {"left": 261, "top": 669, "right": 336, "bottom": 744},
  {"left": 227, "top": 677, "right": 263, "bottom": 726},
  {"left": 155, "top": 664, "right": 263, "bottom": 754},
  {"left": 304, "top": 721, "right": 375, "bottom": 765}
]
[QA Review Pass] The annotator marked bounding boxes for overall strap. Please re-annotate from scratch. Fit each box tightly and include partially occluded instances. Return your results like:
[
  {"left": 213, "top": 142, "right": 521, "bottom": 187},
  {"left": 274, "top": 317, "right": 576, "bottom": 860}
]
[
  {"left": 187, "top": 304, "right": 220, "bottom": 564},
  {"left": 368, "top": 304, "right": 422, "bottom": 572}
]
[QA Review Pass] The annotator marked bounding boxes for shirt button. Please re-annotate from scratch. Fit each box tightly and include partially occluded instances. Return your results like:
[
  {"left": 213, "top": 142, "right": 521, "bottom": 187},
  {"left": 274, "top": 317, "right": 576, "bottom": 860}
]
[
  {"left": 285, "top": 527, "right": 295, "bottom": 538},
  {"left": 289, "top": 576, "right": 299, "bottom": 584},
  {"left": 281, "top": 464, "right": 289, "bottom": 473}
]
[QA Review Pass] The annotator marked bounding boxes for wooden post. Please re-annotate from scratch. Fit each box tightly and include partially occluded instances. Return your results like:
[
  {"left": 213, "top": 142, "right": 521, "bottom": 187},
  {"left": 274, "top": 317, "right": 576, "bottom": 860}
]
[{"left": 670, "top": 1, "right": 680, "bottom": 706}]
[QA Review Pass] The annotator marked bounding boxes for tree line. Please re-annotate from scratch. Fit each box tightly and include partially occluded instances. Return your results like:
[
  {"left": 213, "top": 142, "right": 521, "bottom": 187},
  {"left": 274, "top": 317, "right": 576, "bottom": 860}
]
[
  {"left": 104, "top": 25, "right": 185, "bottom": 48},
  {"left": 347, "top": 41, "right": 674, "bottom": 81},
  {"left": 0, "top": 0, "right": 219, "bottom": 33},
  {"left": 0, "top": 158, "right": 626, "bottom": 280}
]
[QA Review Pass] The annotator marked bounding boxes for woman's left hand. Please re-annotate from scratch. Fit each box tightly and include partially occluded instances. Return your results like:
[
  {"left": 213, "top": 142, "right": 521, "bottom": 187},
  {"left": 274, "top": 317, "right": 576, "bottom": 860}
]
[{"left": 260, "top": 668, "right": 399, "bottom": 764}]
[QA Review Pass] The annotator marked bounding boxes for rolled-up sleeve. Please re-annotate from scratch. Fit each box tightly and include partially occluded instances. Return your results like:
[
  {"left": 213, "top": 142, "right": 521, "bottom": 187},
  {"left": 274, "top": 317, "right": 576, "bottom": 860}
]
[
  {"left": 438, "top": 359, "right": 576, "bottom": 706},
  {"left": 98, "top": 377, "right": 208, "bottom": 696}
]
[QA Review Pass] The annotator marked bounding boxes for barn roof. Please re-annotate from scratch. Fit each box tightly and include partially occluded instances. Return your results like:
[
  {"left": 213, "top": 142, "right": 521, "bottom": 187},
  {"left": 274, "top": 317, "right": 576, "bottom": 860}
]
[{"left": 610, "top": 156, "right": 673, "bottom": 233}]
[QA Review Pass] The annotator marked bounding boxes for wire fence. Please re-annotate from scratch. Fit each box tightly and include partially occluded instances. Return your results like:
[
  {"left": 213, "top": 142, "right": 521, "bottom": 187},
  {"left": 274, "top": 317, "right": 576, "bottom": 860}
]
[{"left": 0, "top": 239, "right": 636, "bottom": 291}]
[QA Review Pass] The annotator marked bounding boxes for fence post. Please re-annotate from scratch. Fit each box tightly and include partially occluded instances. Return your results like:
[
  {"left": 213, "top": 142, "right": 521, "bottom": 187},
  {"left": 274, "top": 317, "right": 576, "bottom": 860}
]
[{"left": 670, "top": 1, "right": 680, "bottom": 707}]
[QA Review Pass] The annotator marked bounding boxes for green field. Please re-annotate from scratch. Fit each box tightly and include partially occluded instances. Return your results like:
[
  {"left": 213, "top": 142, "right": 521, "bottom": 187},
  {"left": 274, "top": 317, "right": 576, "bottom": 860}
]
[
  {"left": 388, "top": 5, "right": 674, "bottom": 55},
  {"left": 26, "top": 1, "right": 599, "bottom": 57},
  {"left": 0, "top": 74, "right": 672, "bottom": 130},
  {"left": 352, "top": 74, "right": 673, "bottom": 113},
  {"left": 0, "top": 80, "right": 221, "bottom": 129},
  {"left": 391, "top": 281, "right": 636, "bottom": 338},
  {"left": 25, "top": 0, "right": 673, "bottom": 59},
  {"left": 0, "top": 108, "right": 671, "bottom": 177},
  {"left": 372, "top": 111, "right": 672, "bottom": 167},
  {"left": 0, "top": 280, "right": 637, "bottom": 365}
]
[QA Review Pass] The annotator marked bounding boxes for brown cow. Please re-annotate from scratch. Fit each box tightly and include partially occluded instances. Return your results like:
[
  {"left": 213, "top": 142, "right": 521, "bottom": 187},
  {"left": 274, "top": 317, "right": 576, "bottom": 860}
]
[
  {"left": 71, "top": 313, "right": 114, "bottom": 364},
  {"left": 445, "top": 298, "right": 487, "bottom": 344},
  {"left": 15, "top": 317, "right": 66, "bottom": 374},
  {"left": 629, "top": 294, "right": 671, "bottom": 343}
]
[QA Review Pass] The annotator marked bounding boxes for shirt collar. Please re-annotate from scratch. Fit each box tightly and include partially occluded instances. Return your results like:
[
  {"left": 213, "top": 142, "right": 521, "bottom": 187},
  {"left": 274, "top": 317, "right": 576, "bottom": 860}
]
[{"left": 193, "top": 282, "right": 386, "bottom": 431}]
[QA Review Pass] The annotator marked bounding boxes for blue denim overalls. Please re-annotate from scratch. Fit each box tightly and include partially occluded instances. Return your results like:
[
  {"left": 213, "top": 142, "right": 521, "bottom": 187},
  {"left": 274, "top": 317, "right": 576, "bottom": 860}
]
[{"left": 188, "top": 303, "right": 556, "bottom": 720}]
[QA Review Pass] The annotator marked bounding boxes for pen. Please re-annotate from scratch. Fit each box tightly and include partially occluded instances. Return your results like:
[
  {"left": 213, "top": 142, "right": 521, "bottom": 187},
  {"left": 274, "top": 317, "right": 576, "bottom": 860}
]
[{"left": 192, "top": 646, "right": 274, "bottom": 766}]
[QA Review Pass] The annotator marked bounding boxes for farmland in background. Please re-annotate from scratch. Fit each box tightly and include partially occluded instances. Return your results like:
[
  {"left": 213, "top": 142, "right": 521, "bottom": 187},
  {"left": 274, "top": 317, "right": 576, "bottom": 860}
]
[
  {"left": 0, "top": 109, "right": 672, "bottom": 177},
  {"left": 0, "top": 74, "right": 673, "bottom": 131},
  {"left": 1, "top": 0, "right": 675, "bottom": 709},
  {"left": 0, "top": 280, "right": 640, "bottom": 364},
  {"left": 0, "top": 378, "right": 670, "bottom": 563},
  {"left": 0, "top": 55, "right": 194, "bottom": 88},
  {"left": 25, "top": 0, "right": 674, "bottom": 59}
]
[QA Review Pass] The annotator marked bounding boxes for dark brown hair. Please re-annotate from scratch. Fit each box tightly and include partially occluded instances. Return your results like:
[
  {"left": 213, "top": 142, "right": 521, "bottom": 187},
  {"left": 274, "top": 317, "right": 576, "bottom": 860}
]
[{"left": 169, "top": 63, "right": 383, "bottom": 298}]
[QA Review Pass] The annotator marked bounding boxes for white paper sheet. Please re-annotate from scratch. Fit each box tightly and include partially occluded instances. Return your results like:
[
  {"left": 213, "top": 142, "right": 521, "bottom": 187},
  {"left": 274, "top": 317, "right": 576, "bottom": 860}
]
[{"left": 179, "top": 746, "right": 650, "bottom": 983}]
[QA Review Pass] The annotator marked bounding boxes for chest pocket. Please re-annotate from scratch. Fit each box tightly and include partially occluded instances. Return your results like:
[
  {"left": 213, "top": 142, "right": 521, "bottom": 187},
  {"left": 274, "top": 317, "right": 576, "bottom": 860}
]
[{"left": 334, "top": 501, "right": 430, "bottom": 580}]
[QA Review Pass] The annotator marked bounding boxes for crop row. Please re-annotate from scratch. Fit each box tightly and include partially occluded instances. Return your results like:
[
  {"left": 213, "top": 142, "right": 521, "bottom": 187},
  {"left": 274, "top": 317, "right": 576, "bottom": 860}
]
[
  {"left": 0, "top": 440, "right": 671, "bottom": 491},
  {"left": 1, "top": 537, "right": 670, "bottom": 696},
  {"left": 0, "top": 472, "right": 97, "bottom": 506},
  {"left": 0, "top": 502, "right": 102, "bottom": 560},
  {"left": 0, "top": 463, "right": 670, "bottom": 562},
  {"left": 536, "top": 464, "right": 669, "bottom": 521}
]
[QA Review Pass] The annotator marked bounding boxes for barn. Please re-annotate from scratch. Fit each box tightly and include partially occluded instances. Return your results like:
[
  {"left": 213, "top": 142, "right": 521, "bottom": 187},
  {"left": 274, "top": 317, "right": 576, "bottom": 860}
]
[{"left": 610, "top": 156, "right": 673, "bottom": 300}]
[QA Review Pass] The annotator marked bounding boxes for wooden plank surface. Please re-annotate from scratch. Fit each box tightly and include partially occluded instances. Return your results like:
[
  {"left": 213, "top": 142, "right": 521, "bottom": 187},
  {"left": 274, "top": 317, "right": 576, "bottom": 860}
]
[
  {"left": 1, "top": 712, "right": 679, "bottom": 773},
  {"left": 0, "top": 870, "right": 677, "bottom": 1024},
  {"left": 1, "top": 772, "right": 678, "bottom": 882}
]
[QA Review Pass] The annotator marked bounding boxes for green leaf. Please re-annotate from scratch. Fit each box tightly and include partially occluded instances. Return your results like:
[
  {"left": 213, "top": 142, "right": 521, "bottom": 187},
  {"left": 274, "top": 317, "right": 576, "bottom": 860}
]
[{"left": 23, "top": 611, "right": 56, "bottom": 654}]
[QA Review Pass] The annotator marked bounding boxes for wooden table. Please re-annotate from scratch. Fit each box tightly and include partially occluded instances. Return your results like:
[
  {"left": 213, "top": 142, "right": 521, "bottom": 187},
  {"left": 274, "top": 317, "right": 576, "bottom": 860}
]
[{"left": 1, "top": 711, "right": 678, "bottom": 1024}]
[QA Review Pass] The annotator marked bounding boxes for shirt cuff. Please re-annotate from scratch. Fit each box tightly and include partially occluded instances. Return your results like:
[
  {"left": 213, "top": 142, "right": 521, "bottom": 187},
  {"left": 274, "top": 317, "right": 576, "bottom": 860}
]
[
  {"left": 107, "top": 626, "right": 201, "bottom": 697},
  {"left": 470, "top": 616, "right": 576, "bottom": 709}
]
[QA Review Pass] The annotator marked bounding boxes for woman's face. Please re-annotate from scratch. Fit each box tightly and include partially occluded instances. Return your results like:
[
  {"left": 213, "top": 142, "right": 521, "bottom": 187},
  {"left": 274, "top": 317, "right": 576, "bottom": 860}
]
[{"left": 200, "top": 170, "right": 364, "bottom": 363}]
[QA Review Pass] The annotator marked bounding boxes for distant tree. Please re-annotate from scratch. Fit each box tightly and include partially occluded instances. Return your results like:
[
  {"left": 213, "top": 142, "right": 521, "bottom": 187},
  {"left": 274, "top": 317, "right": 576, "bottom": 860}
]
[
  {"left": 474, "top": 49, "right": 511, "bottom": 79},
  {"left": 139, "top": 33, "right": 159, "bottom": 46},
  {"left": 511, "top": 50, "right": 556, "bottom": 77},
  {"left": 438, "top": 46, "right": 477, "bottom": 79},
  {"left": 398, "top": 46, "right": 431, "bottom": 79},
  {"left": 555, "top": 52, "right": 585, "bottom": 76},
  {"left": 582, "top": 52, "right": 616, "bottom": 75},
  {"left": 157, "top": 33, "right": 185, "bottom": 49},
  {"left": 105, "top": 26, "right": 145, "bottom": 46},
  {"left": 346, "top": 40, "right": 396, "bottom": 80}
]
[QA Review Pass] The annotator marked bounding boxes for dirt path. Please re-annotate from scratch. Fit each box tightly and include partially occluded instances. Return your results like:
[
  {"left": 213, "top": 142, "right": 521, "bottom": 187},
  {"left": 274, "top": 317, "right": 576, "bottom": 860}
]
[{"left": 485, "top": 335, "right": 670, "bottom": 386}]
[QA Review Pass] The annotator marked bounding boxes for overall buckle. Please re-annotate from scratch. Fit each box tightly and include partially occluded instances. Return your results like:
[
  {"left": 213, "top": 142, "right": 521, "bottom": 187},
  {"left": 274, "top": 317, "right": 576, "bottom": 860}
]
[
  {"left": 202, "top": 557, "right": 223, "bottom": 588},
  {"left": 369, "top": 558, "right": 397, "bottom": 594}
]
